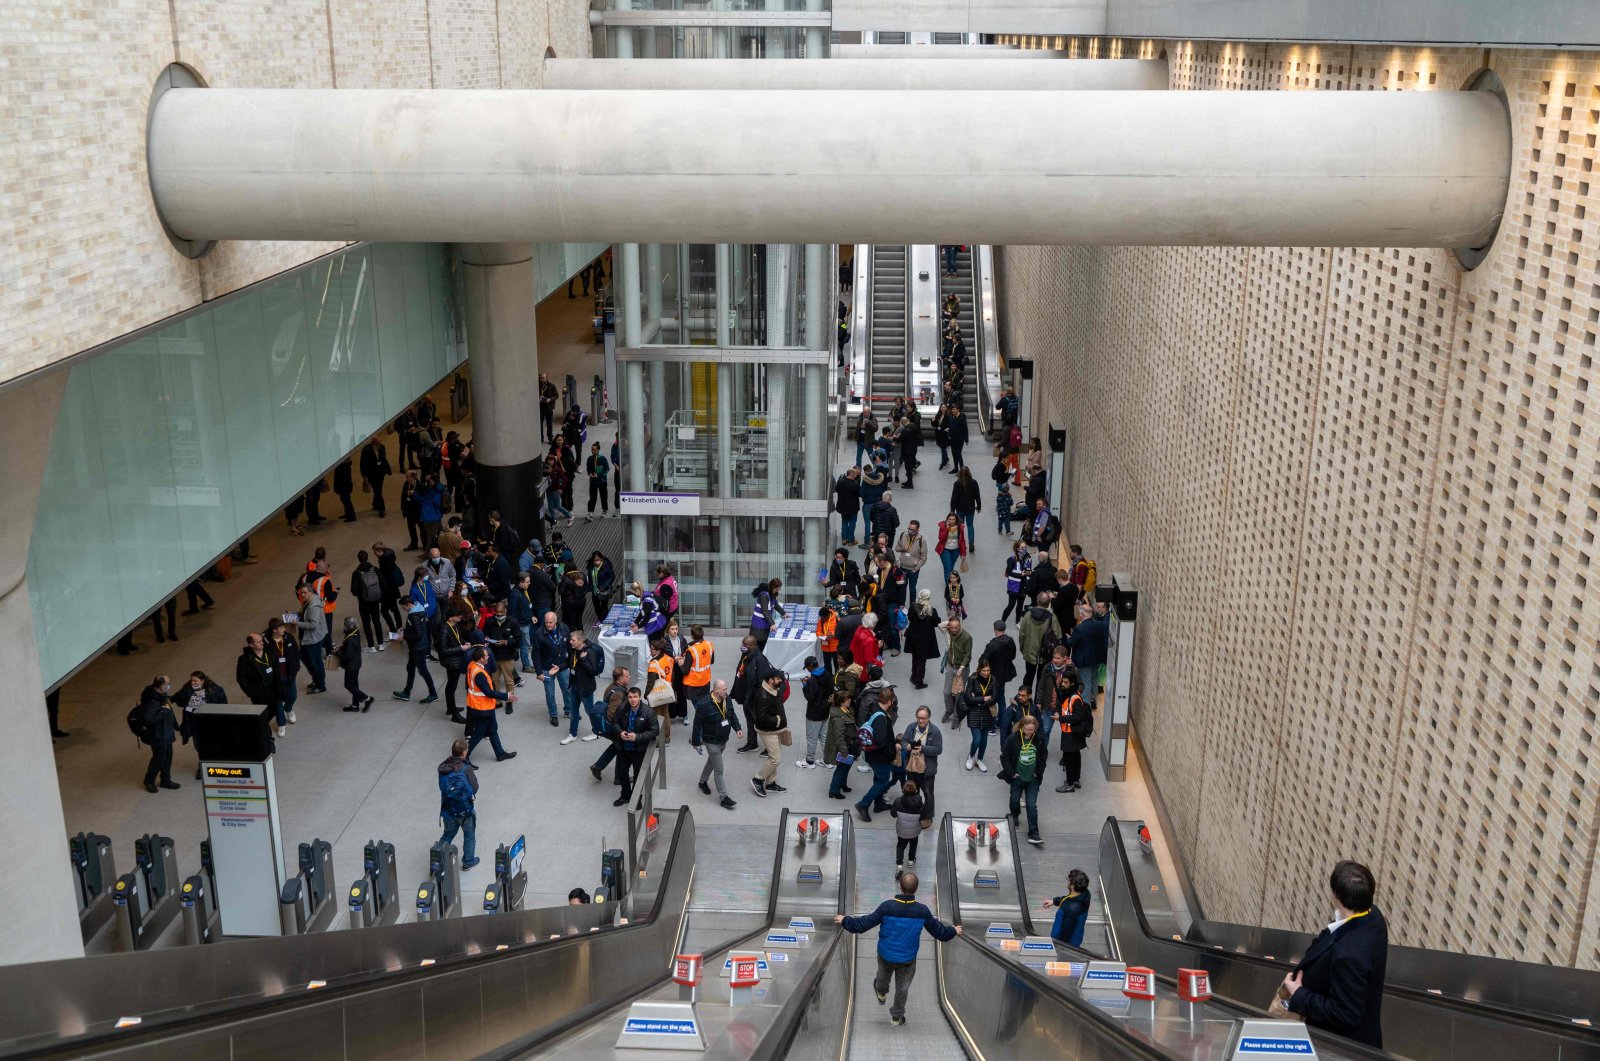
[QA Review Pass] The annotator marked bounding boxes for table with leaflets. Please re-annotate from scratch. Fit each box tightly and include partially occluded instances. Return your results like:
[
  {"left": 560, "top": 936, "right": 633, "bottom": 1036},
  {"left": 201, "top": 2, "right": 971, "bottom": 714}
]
[{"left": 596, "top": 603, "right": 821, "bottom": 681}]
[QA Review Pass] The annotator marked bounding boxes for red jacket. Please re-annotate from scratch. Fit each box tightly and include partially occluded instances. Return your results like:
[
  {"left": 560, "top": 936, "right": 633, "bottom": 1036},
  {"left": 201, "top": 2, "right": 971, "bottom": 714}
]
[
  {"left": 850, "top": 625, "right": 882, "bottom": 671},
  {"left": 935, "top": 521, "right": 968, "bottom": 557}
]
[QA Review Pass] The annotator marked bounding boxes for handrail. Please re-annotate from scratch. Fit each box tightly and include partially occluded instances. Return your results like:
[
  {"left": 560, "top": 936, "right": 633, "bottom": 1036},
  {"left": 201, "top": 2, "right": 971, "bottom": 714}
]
[
  {"left": 973, "top": 244, "right": 1002, "bottom": 439},
  {"left": 1100, "top": 818, "right": 1599, "bottom": 1059},
  {"left": 845, "top": 246, "right": 871, "bottom": 412},
  {"left": 5, "top": 811, "right": 699, "bottom": 1060}
]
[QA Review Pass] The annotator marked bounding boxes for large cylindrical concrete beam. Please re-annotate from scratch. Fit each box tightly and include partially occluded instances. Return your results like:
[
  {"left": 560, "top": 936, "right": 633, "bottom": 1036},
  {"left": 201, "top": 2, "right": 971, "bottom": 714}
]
[
  {"left": 835, "top": 44, "right": 1069, "bottom": 58},
  {"left": 543, "top": 57, "right": 1169, "bottom": 90},
  {"left": 148, "top": 88, "right": 1510, "bottom": 249}
]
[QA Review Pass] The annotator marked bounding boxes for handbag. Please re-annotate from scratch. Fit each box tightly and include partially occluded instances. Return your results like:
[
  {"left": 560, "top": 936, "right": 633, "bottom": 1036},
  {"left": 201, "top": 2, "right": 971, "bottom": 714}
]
[
  {"left": 960, "top": 556, "right": 970, "bottom": 574},
  {"left": 778, "top": 729, "right": 794, "bottom": 747},
  {"left": 906, "top": 747, "right": 927, "bottom": 774},
  {"left": 646, "top": 683, "right": 676, "bottom": 710},
  {"left": 950, "top": 669, "right": 967, "bottom": 696}
]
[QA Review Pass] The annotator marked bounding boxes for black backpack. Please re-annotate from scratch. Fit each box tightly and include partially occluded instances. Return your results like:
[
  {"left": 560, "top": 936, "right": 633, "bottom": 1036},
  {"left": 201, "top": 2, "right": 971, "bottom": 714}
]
[
  {"left": 126, "top": 700, "right": 159, "bottom": 745},
  {"left": 354, "top": 566, "right": 382, "bottom": 602}
]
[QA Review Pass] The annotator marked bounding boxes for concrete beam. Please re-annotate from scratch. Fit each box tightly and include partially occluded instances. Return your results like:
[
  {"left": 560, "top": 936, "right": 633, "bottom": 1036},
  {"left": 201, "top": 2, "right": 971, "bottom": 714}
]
[
  {"left": 148, "top": 88, "right": 1510, "bottom": 249},
  {"left": 833, "top": 43, "right": 1070, "bottom": 57},
  {"left": 543, "top": 57, "right": 1168, "bottom": 90}
]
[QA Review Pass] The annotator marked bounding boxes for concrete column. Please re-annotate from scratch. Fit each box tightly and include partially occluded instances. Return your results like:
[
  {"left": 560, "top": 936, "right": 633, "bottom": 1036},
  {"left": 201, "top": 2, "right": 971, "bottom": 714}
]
[
  {"left": 802, "top": 244, "right": 828, "bottom": 600},
  {"left": 644, "top": 243, "right": 663, "bottom": 341},
  {"left": 613, "top": 0, "right": 634, "bottom": 58},
  {"left": 151, "top": 89, "right": 1512, "bottom": 250},
  {"left": 0, "top": 372, "right": 80, "bottom": 965},
  {"left": 544, "top": 57, "right": 1169, "bottom": 90},
  {"left": 460, "top": 242, "right": 544, "bottom": 544},
  {"left": 805, "top": 0, "right": 823, "bottom": 57},
  {"left": 715, "top": 244, "right": 735, "bottom": 626},
  {"left": 620, "top": 244, "right": 648, "bottom": 584}
]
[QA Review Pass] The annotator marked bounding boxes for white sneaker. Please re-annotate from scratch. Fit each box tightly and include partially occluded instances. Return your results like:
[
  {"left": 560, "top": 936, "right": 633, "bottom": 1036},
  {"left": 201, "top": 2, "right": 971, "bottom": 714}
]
[
  {"left": 795, "top": 759, "right": 812, "bottom": 769},
  {"left": 856, "top": 762, "right": 870, "bottom": 773},
  {"left": 560, "top": 735, "right": 577, "bottom": 745},
  {"left": 581, "top": 733, "right": 599, "bottom": 742},
  {"left": 965, "top": 757, "right": 974, "bottom": 770},
  {"left": 907, "top": 857, "right": 917, "bottom": 866},
  {"left": 376, "top": 643, "right": 386, "bottom": 652},
  {"left": 275, "top": 724, "right": 288, "bottom": 739},
  {"left": 287, "top": 711, "right": 298, "bottom": 724},
  {"left": 366, "top": 646, "right": 377, "bottom": 654},
  {"left": 976, "top": 760, "right": 988, "bottom": 773}
]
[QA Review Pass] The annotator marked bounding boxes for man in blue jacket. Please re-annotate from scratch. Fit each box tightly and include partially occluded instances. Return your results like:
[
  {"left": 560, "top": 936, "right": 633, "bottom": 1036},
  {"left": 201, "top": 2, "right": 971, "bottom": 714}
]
[
  {"left": 1066, "top": 599, "right": 1110, "bottom": 707},
  {"left": 835, "top": 872, "right": 961, "bottom": 1025}
]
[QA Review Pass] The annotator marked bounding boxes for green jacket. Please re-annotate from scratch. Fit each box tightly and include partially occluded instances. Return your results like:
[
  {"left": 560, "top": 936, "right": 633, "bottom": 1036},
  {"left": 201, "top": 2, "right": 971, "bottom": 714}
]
[
  {"left": 944, "top": 629, "right": 973, "bottom": 670},
  {"left": 824, "top": 703, "right": 857, "bottom": 763},
  {"left": 1018, "top": 607, "right": 1062, "bottom": 665}
]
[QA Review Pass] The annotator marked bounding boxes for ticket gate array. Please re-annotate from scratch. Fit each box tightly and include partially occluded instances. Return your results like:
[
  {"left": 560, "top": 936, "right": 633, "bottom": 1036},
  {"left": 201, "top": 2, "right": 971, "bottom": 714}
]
[
  {"left": 415, "top": 840, "right": 462, "bottom": 922},
  {"left": 279, "top": 839, "right": 338, "bottom": 935},
  {"left": 482, "top": 836, "right": 527, "bottom": 914},
  {"left": 348, "top": 838, "right": 401, "bottom": 929},
  {"left": 71, "top": 832, "right": 118, "bottom": 953},
  {"left": 111, "top": 834, "right": 183, "bottom": 952}
]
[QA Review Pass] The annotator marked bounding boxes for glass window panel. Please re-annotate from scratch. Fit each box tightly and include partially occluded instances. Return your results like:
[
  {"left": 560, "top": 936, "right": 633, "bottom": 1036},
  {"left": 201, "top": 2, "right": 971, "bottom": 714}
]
[
  {"left": 302, "top": 254, "right": 358, "bottom": 467},
  {"left": 260, "top": 270, "right": 320, "bottom": 493},
  {"left": 212, "top": 291, "right": 285, "bottom": 530},
  {"left": 156, "top": 314, "right": 237, "bottom": 575},
  {"left": 370, "top": 243, "right": 418, "bottom": 419},
  {"left": 342, "top": 251, "right": 386, "bottom": 443},
  {"left": 88, "top": 335, "right": 187, "bottom": 619}
]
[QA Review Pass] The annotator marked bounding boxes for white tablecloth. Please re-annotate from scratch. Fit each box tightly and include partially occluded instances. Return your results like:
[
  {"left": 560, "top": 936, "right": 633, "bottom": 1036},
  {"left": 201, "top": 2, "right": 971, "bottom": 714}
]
[{"left": 595, "top": 604, "right": 821, "bottom": 680}]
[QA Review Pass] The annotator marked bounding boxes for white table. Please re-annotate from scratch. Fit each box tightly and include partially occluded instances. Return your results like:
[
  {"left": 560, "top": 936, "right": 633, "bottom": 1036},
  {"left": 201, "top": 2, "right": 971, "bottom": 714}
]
[{"left": 595, "top": 603, "right": 821, "bottom": 680}]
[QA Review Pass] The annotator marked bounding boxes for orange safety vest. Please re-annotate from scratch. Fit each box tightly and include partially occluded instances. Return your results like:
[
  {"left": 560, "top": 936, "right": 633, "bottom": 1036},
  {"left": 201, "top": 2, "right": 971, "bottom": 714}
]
[
  {"left": 685, "top": 641, "right": 713, "bottom": 688},
  {"left": 818, "top": 613, "right": 838, "bottom": 653},
  {"left": 649, "top": 654, "right": 675, "bottom": 686},
  {"left": 466, "top": 661, "right": 496, "bottom": 713},
  {"left": 1059, "top": 692, "right": 1084, "bottom": 735},
  {"left": 314, "top": 574, "right": 336, "bottom": 615}
]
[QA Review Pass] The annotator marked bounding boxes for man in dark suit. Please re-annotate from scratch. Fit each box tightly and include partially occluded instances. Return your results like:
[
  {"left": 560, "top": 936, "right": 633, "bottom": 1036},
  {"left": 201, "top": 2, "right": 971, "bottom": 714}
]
[{"left": 1280, "top": 860, "right": 1388, "bottom": 1048}]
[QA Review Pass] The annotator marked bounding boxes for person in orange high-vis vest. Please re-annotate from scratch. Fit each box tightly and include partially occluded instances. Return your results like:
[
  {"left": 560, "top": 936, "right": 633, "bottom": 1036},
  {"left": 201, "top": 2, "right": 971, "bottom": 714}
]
[
  {"left": 464, "top": 647, "right": 517, "bottom": 763},
  {"left": 683, "top": 625, "right": 715, "bottom": 711},
  {"left": 1054, "top": 673, "right": 1091, "bottom": 795},
  {"left": 817, "top": 605, "right": 840, "bottom": 675},
  {"left": 646, "top": 640, "right": 677, "bottom": 744}
]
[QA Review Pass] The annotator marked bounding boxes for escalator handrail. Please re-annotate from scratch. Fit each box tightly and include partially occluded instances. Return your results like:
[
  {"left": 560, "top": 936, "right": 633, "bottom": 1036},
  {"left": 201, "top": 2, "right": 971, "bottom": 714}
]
[
  {"left": 1101, "top": 818, "right": 1600, "bottom": 1048},
  {"left": 6, "top": 811, "right": 698, "bottom": 1060},
  {"left": 973, "top": 245, "right": 1002, "bottom": 440},
  {"left": 933, "top": 813, "right": 1176, "bottom": 1061},
  {"left": 748, "top": 812, "right": 856, "bottom": 1061}
]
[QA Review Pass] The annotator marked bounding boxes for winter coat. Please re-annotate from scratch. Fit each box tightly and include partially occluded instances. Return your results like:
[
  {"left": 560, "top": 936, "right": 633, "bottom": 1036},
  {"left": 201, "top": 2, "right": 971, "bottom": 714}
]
[
  {"left": 899, "top": 720, "right": 942, "bottom": 778},
  {"left": 962, "top": 674, "right": 999, "bottom": 730},
  {"left": 850, "top": 625, "right": 882, "bottom": 672},
  {"left": 935, "top": 521, "right": 968, "bottom": 557},
  {"left": 1068, "top": 613, "right": 1111, "bottom": 670},
  {"left": 833, "top": 474, "right": 861, "bottom": 518},
  {"left": 892, "top": 792, "right": 925, "bottom": 839},
  {"left": 823, "top": 702, "right": 856, "bottom": 764},
  {"left": 978, "top": 634, "right": 1018, "bottom": 685},
  {"left": 336, "top": 630, "right": 363, "bottom": 672},
  {"left": 904, "top": 606, "right": 942, "bottom": 659},
  {"left": 748, "top": 685, "right": 788, "bottom": 733},
  {"left": 950, "top": 477, "right": 981, "bottom": 515},
  {"left": 236, "top": 649, "right": 278, "bottom": 706},
  {"left": 1018, "top": 607, "right": 1062, "bottom": 665}
]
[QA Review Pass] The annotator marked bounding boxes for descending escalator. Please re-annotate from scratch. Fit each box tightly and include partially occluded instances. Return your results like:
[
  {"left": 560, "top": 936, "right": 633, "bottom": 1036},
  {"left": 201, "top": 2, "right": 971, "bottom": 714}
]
[
  {"left": 938, "top": 245, "right": 982, "bottom": 429},
  {"left": 1096, "top": 818, "right": 1600, "bottom": 1061}
]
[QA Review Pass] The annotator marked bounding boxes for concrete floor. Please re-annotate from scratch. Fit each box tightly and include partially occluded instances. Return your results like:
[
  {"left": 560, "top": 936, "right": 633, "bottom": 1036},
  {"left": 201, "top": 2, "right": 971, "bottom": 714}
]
[{"left": 51, "top": 278, "right": 1192, "bottom": 940}]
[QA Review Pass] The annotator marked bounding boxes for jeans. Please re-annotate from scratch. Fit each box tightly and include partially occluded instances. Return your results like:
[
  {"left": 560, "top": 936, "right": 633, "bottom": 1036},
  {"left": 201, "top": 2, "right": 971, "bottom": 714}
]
[
  {"left": 1077, "top": 664, "right": 1101, "bottom": 707},
  {"left": 941, "top": 245, "right": 958, "bottom": 273},
  {"left": 840, "top": 513, "right": 858, "bottom": 542},
  {"left": 905, "top": 569, "right": 920, "bottom": 601},
  {"left": 857, "top": 760, "right": 895, "bottom": 812},
  {"left": 515, "top": 623, "right": 533, "bottom": 668},
  {"left": 968, "top": 727, "right": 989, "bottom": 761},
  {"left": 401, "top": 656, "right": 437, "bottom": 697},
  {"left": 272, "top": 682, "right": 297, "bottom": 728},
  {"left": 570, "top": 688, "right": 598, "bottom": 736},
  {"left": 617, "top": 747, "right": 647, "bottom": 799},
  {"left": 302, "top": 642, "right": 327, "bottom": 690},
  {"left": 439, "top": 812, "right": 476, "bottom": 864},
  {"left": 757, "top": 730, "right": 782, "bottom": 783},
  {"left": 999, "top": 514, "right": 1012, "bottom": 536},
  {"left": 466, "top": 711, "right": 508, "bottom": 760},
  {"left": 699, "top": 743, "right": 728, "bottom": 798},
  {"left": 1009, "top": 775, "right": 1041, "bottom": 838},
  {"left": 960, "top": 511, "right": 976, "bottom": 548},
  {"left": 542, "top": 668, "right": 573, "bottom": 721},
  {"left": 875, "top": 956, "right": 918, "bottom": 1021},
  {"left": 546, "top": 492, "right": 573, "bottom": 521},
  {"left": 804, "top": 718, "right": 827, "bottom": 761},
  {"left": 940, "top": 549, "right": 960, "bottom": 580},
  {"left": 829, "top": 760, "right": 853, "bottom": 796}
]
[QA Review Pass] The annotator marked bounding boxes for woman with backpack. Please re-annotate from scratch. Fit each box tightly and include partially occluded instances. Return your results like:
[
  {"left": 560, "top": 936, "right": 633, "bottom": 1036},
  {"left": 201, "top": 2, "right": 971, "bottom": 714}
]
[
  {"left": 905, "top": 589, "right": 942, "bottom": 690},
  {"left": 962, "top": 658, "right": 999, "bottom": 772},
  {"left": 824, "top": 691, "right": 858, "bottom": 800}
]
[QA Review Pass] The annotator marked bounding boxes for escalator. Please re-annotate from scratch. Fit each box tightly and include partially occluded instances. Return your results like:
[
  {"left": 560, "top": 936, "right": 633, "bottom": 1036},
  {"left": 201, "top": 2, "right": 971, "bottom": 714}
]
[
  {"left": 1098, "top": 818, "right": 1600, "bottom": 1061},
  {"left": 867, "top": 245, "right": 910, "bottom": 406},
  {"left": 938, "top": 244, "right": 982, "bottom": 429},
  {"left": 495, "top": 810, "right": 854, "bottom": 1060},
  {"left": 0, "top": 810, "right": 699, "bottom": 1059}
]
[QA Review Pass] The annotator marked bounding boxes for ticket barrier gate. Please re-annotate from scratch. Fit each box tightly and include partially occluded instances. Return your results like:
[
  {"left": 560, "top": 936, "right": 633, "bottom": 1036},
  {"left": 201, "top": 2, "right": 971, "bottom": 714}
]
[
  {"left": 179, "top": 871, "right": 219, "bottom": 945},
  {"left": 483, "top": 836, "right": 527, "bottom": 913},
  {"left": 348, "top": 839, "right": 401, "bottom": 929},
  {"left": 595, "top": 847, "right": 626, "bottom": 904},
  {"left": 111, "top": 834, "right": 182, "bottom": 951},
  {"left": 279, "top": 839, "right": 337, "bottom": 934},
  {"left": 415, "top": 841, "right": 461, "bottom": 922},
  {"left": 71, "top": 832, "right": 119, "bottom": 954}
]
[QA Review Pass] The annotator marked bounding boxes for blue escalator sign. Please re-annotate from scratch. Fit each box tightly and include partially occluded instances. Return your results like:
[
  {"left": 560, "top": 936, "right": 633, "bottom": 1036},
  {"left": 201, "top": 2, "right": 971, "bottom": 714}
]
[
  {"left": 1237, "top": 1040, "right": 1314, "bottom": 1055},
  {"left": 623, "top": 1020, "right": 697, "bottom": 1035}
]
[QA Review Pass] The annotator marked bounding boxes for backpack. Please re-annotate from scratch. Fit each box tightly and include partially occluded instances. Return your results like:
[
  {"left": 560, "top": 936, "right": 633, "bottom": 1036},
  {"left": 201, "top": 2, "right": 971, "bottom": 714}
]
[
  {"left": 389, "top": 564, "right": 406, "bottom": 589},
  {"left": 1039, "top": 515, "right": 1061, "bottom": 548},
  {"left": 1080, "top": 559, "right": 1098, "bottom": 595},
  {"left": 353, "top": 566, "right": 382, "bottom": 603},
  {"left": 1006, "top": 424, "right": 1022, "bottom": 452},
  {"left": 439, "top": 768, "right": 474, "bottom": 820},
  {"left": 855, "top": 710, "right": 887, "bottom": 753},
  {"left": 126, "top": 700, "right": 159, "bottom": 745}
]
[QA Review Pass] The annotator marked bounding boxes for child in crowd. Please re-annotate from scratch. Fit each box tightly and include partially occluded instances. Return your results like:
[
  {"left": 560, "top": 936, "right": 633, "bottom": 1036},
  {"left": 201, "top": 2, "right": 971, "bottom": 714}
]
[
  {"left": 996, "top": 483, "right": 1014, "bottom": 535},
  {"left": 893, "top": 780, "right": 925, "bottom": 870},
  {"left": 944, "top": 570, "right": 967, "bottom": 622}
]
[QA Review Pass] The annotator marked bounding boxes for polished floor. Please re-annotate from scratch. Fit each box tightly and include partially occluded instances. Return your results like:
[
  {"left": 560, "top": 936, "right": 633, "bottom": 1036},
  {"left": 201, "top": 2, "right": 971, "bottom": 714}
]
[{"left": 50, "top": 281, "right": 1191, "bottom": 935}]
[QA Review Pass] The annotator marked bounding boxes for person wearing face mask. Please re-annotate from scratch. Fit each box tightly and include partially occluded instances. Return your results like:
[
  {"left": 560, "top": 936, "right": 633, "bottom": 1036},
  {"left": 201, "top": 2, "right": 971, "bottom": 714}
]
[
  {"left": 173, "top": 671, "right": 228, "bottom": 780},
  {"left": 134, "top": 675, "right": 180, "bottom": 793}
]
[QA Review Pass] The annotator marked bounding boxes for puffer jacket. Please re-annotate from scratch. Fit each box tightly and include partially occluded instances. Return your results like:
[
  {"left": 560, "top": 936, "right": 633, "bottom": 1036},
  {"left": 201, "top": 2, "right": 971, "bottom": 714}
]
[{"left": 841, "top": 894, "right": 957, "bottom": 964}]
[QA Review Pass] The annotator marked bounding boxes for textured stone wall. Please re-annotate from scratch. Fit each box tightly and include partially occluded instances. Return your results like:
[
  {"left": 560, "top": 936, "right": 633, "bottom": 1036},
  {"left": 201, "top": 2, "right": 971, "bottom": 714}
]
[
  {"left": 996, "top": 38, "right": 1600, "bottom": 969},
  {"left": 0, "top": 0, "right": 592, "bottom": 382}
]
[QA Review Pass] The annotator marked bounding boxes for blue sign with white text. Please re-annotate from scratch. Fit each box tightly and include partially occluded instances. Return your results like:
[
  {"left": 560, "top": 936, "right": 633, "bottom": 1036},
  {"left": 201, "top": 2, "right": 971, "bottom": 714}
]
[
  {"left": 1237, "top": 1039, "right": 1315, "bottom": 1055},
  {"left": 623, "top": 1019, "right": 697, "bottom": 1035}
]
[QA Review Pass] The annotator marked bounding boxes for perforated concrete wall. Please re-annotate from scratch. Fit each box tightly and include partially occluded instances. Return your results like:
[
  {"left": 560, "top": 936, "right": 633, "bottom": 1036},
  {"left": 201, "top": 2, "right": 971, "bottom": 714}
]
[
  {"left": 0, "top": 0, "right": 592, "bottom": 382},
  {"left": 996, "top": 40, "right": 1600, "bottom": 969}
]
